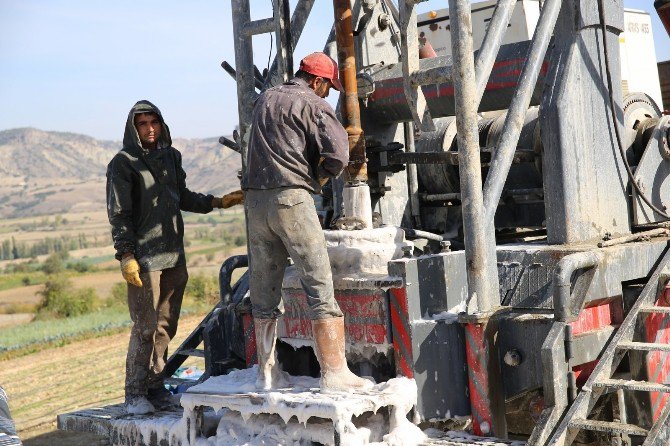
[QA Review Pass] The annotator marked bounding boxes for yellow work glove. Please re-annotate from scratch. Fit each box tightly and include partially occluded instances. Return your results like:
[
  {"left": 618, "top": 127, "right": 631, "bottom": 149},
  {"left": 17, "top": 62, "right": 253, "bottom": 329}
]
[
  {"left": 221, "top": 190, "right": 245, "bottom": 208},
  {"left": 120, "top": 255, "right": 143, "bottom": 287}
]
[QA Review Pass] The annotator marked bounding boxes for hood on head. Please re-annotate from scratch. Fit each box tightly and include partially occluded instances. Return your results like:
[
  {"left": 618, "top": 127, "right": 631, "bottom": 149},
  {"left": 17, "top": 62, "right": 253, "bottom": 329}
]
[{"left": 122, "top": 100, "right": 172, "bottom": 152}]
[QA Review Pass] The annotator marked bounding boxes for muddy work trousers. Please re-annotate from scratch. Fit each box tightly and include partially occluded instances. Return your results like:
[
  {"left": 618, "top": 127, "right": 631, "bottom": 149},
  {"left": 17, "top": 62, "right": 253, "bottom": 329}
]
[
  {"left": 125, "top": 265, "right": 187, "bottom": 397},
  {"left": 245, "top": 188, "right": 342, "bottom": 320}
]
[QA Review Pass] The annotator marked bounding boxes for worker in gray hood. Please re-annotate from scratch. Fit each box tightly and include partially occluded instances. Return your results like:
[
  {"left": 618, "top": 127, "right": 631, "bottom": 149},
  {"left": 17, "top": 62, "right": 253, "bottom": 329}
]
[{"left": 106, "top": 100, "right": 242, "bottom": 415}]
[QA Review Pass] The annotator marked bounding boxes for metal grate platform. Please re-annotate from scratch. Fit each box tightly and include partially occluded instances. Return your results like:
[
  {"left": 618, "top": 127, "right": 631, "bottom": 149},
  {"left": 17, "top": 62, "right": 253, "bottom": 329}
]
[{"left": 423, "top": 432, "right": 527, "bottom": 445}]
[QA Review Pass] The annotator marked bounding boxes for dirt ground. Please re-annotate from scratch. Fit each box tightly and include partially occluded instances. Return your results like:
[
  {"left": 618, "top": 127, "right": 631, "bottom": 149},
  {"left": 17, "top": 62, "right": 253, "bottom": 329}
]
[{"left": 0, "top": 314, "right": 206, "bottom": 446}]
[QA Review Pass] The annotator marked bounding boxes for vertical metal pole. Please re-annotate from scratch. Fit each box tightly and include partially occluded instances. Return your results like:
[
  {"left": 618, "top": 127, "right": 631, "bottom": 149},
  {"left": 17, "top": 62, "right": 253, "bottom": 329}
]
[
  {"left": 405, "top": 34, "right": 440, "bottom": 229},
  {"left": 333, "top": 0, "right": 367, "bottom": 183},
  {"left": 333, "top": 0, "right": 373, "bottom": 228},
  {"left": 448, "top": 0, "right": 505, "bottom": 437},
  {"left": 448, "top": 0, "right": 500, "bottom": 315},
  {"left": 265, "top": 0, "right": 316, "bottom": 88},
  {"left": 404, "top": 122, "right": 422, "bottom": 228},
  {"left": 274, "top": 0, "right": 294, "bottom": 85},
  {"left": 231, "top": 0, "right": 255, "bottom": 176}
]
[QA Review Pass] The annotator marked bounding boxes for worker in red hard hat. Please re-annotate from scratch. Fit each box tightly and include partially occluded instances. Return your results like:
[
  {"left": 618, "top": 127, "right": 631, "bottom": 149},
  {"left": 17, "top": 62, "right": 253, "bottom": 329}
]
[
  {"left": 241, "top": 52, "right": 373, "bottom": 393},
  {"left": 296, "top": 51, "right": 343, "bottom": 96}
]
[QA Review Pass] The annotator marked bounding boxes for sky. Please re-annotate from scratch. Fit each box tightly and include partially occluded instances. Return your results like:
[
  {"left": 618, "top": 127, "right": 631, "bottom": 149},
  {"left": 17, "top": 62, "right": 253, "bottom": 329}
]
[{"left": 1, "top": 0, "right": 668, "bottom": 140}]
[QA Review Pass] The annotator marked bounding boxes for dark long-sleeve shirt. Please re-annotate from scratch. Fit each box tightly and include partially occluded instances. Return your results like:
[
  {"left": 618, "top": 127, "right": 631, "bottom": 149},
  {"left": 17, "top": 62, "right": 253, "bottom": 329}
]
[
  {"left": 106, "top": 100, "right": 214, "bottom": 272},
  {"left": 243, "top": 77, "right": 349, "bottom": 193}
]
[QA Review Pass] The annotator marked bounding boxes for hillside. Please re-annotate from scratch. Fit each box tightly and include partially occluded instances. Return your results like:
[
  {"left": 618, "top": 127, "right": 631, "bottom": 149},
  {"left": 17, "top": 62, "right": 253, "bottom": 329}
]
[{"left": 0, "top": 128, "right": 242, "bottom": 218}]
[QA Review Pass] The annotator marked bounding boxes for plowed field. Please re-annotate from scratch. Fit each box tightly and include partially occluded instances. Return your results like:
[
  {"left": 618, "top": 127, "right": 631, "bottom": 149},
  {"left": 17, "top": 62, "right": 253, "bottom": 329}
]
[{"left": 1, "top": 314, "right": 206, "bottom": 446}]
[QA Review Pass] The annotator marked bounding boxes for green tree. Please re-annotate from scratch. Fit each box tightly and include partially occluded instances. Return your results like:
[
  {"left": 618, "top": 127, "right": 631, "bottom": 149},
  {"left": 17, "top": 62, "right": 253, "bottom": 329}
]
[
  {"left": 67, "top": 261, "right": 91, "bottom": 273},
  {"left": 37, "top": 276, "right": 98, "bottom": 318},
  {"left": 185, "top": 274, "right": 219, "bottom": 304},
  {"left": 41, "top": 252, "right": 65, "bottom": 275},
  {"left": 107, "top": 282, "right": 128, "bottom": 308}
]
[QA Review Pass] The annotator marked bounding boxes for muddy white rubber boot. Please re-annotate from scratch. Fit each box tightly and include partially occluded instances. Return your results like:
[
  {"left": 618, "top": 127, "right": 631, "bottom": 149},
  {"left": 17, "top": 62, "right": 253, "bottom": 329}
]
[
  {"left": 312, "top": 316, "right": 375, "bottom": 392},
  {"left": 254, "top": 318, "right": 290, "bottom": 390}
]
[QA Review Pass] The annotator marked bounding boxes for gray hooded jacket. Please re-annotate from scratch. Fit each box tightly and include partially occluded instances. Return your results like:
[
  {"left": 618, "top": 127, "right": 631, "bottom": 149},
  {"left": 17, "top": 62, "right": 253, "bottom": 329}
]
[
  {"left": 243, "top": 77, "right": 349, "bottom": 192},
  {"left": 106, "top": 100, "right": 214, "bottom": 272}
]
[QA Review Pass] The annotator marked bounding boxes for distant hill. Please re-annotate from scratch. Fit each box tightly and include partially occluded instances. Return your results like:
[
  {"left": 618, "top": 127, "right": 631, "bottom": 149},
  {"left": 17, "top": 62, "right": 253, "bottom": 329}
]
[{"left": 0, "top": 128, "right": 242, "bottom": 218}]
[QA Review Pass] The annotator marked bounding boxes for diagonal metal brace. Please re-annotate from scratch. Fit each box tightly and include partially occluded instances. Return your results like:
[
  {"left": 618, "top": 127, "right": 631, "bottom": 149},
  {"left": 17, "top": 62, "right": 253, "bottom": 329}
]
[{"left": 399, "top": 0, "right": 434, "bottom": 133}]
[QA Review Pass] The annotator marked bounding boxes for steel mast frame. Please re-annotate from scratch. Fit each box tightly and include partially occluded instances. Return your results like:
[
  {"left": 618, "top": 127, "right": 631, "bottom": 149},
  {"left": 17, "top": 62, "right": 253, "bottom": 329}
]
[{"left": 228, "top": 0, "right": 562, "bottom": 438}]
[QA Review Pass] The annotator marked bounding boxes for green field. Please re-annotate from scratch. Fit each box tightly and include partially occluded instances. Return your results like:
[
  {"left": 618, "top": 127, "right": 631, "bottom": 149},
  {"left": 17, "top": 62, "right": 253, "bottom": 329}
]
[{"left": 0, "top": 209, "right": 247, "bottom": 359}]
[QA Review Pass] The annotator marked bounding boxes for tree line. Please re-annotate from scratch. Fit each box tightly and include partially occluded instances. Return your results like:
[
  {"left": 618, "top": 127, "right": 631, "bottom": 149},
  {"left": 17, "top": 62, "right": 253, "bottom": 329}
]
[{"left": 0, "top": 234, "right": 110, "bottom": 260}]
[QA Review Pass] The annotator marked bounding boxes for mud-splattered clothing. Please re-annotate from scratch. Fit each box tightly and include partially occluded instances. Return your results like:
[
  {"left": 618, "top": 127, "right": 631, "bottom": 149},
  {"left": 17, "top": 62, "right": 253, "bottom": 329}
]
[
  {"left": 125, "top": 265, "right": 187, "bottom": 396},
  {"left": 107, "top": 100, "right": 215, "bottom": 399},
  {"left": 244, "top": 78, "right": 348, "bottom": 320},
  {"left": 246, "top": 188, "right": 343, "bottom": 320},
  {"left": 243, "top": 77, "right": 349, "bottom": 193},
  {"left": 106, "top": 100, "right": 214, "bottom": 272}
]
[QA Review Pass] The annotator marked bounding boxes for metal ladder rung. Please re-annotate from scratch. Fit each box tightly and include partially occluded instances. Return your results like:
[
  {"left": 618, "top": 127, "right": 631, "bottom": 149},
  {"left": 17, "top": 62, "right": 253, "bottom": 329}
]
[
  {"left": 243, "top": 18, "right": 276, "bottom": 37},
  {"left": 593, "top": 378, "right": 670, "bottom": 393},
  {"left": 179, "top": 348, "right": 205, "bottom": 358},
  {"left": 546, "top": 246, "right": 670, "bottom": 445},
  {"left": 639, "top": 305, "right": 670, "bottom": 314},
  {"left": 617, "top": 341, "right": 670, "bottom": 352},
  {"left": 569, "top": 419, "right": 649, "bottom": 436}
]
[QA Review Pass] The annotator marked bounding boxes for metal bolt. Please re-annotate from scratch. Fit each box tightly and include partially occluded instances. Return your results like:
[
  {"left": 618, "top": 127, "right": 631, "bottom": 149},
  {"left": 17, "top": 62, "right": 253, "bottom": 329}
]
[
  {"left": 440, "top": 240, "right": 451, "bottom": 253},
  {"left": 503, "top": 349, "right": 522, "bottom": 367}
]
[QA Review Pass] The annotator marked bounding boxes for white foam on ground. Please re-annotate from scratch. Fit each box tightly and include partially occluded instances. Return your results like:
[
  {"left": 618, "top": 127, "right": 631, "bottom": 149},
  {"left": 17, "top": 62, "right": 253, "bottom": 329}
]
[
  {"left": 186, "top": 366, "right": 319, "bottom": 396},
  {"left": 112, "top": 412, "right": 187, "bottom": 446},
  {"left": 182, "top": 368, "right": 424, "bottom": 445}
]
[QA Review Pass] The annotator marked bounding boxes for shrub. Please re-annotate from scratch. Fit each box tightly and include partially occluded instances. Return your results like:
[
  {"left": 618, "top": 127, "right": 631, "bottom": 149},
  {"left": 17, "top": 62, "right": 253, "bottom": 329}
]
[
  {"left": 37, "top": 276, "right": 98, "bottom": 318},
  {"left": 234, "top": 235, "right": 246, "bottom": 247},
  {"left": 185, "top": 274, "right": 219, "bottom": 305},
  {"left": 67, "top": 261, "right": 91, "bottom": 273},
  {"left": 41, "top": 252, "right": 65, "bottom": 275},
  {"left": 6, "top": 262, "right": 33, "bottom": 274},
  {"left": 107, "top": 282, "right": 128, "bottom": 308}
]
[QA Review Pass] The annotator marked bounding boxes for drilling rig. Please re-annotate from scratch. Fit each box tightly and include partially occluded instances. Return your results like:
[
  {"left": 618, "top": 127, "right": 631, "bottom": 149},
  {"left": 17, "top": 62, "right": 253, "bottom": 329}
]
[{"left": 59, "top": 0, "right": 670, "bottom": 444}]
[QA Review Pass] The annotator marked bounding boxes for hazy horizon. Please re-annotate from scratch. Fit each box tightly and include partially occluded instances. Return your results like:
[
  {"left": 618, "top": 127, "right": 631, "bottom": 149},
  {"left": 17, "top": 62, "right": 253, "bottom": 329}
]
[{"left": 0, "top": 125, "right": 229, "bottom": 142}]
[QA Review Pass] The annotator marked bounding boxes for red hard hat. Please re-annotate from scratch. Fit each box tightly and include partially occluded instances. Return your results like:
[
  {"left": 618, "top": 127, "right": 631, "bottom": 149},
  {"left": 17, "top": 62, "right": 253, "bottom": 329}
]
[{"left": 299, "top": 52, "right": 342, "bottom": 91}]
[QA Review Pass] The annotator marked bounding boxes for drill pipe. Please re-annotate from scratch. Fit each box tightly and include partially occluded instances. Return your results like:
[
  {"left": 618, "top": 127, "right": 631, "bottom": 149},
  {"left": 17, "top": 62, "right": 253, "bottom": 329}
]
[{"left": 333, "top": 0, "right": 367, "bottom": 182}]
